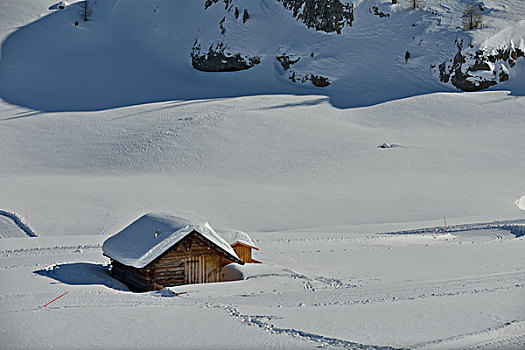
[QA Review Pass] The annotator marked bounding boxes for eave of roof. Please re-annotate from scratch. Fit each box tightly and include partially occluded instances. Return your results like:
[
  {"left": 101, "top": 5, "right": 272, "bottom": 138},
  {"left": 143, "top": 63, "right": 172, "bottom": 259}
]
[{"left": 231, "top": 240, "right": 259, "bottom": 250}]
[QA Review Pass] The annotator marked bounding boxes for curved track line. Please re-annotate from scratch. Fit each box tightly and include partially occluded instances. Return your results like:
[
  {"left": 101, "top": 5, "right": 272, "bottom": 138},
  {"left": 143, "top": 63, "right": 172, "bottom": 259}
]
[
  {"left": 212, "top": 304, "right": 406, "bottom": 350},
  {"left": 412, "top": 320, "right": 525, "bottom": 350}
]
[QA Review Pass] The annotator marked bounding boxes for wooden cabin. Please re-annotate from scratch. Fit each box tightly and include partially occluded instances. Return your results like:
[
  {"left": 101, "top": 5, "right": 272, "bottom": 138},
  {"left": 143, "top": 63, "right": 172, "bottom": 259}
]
[
  {"left": 102, "top": 212, "right": 243, "bottom": 292},
  {"left": 231, "top": 241, "right": 261, "bottom": 264}
]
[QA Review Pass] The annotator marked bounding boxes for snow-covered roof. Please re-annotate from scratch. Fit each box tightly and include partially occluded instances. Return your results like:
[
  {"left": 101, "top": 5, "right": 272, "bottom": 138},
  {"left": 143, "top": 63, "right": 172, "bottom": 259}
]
[
  {"left": 102, "top": 212, "right": 242, "bottom": 268},
  {"left": 217, "top": 229, "right": 257, "bottom": 249}
]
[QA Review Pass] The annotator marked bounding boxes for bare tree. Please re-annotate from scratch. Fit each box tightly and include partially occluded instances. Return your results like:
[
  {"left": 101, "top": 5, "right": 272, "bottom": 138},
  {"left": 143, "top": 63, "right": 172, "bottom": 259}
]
[
  {"left": 410, "top": 0, "right": 422, "bottom": 9},
  {"left": 462, "top": 0, "right": 483, "bottom": 30},
  {"left": 78, "top": 0, "right": 93, "bottom": 22}
]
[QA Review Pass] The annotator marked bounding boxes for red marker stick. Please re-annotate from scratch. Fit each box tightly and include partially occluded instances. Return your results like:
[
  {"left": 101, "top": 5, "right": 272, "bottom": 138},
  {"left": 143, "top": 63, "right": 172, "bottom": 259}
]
[{"left": 43, "top": 291, "right": 69, "bottom": 307}]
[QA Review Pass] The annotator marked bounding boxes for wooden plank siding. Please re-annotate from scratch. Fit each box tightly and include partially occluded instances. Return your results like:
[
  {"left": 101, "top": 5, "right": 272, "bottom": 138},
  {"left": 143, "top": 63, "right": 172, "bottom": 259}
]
[
  {"left": 110, "top": 231, "right": 237, "bottom": 291},
  {"left": 231, "top": 242, "right": 260, "bottom": 264},
  {"left": 232, "top": 244, "right": 252, "bottom": 264}
]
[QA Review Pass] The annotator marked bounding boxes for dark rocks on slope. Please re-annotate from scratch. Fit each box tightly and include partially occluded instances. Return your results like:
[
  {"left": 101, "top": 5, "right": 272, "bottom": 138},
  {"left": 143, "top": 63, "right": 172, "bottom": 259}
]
[
  {"left": 205, "top": 0, "right": 233, "bottom": 10},
  {"left": 276, "top": 0, "right": 355, "bottom": 33},
  {"left": 437, "top": 44, "right": 515, "bottom": 92},
  {"left": 468, "top": 58, "right": 491, "bottom": 72},
  {"left": 499, "top": 66, "right": 509, "bottom": 82},
  {"left": 191, "top": 43, "right": 260, "bottom": 72},
  {"left": 310, "top": 74, "right": 331, "bottom": 87},
  {"left": 276, "top": 55, "right": 300, "bottom": 71},
  {"left": 370, "top": 6, "right": 390, "bottom": 18},
  {"left": 450, "top": 68, "right": 496, "bottom": 92}
]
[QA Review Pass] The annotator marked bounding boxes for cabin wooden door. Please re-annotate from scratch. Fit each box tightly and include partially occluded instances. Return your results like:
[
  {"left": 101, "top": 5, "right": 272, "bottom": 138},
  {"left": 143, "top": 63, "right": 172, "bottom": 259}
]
[
  {"left": 185, "top": 257, "right": 200, "bottom": 284},
  {"left": 184, "top": 256, "right": 220, "bottom": 284}
]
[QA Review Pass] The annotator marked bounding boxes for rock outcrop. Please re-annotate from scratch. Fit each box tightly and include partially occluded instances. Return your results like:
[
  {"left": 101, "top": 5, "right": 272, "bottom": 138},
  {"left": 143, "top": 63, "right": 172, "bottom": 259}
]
[
  {"left": 276, "top": 0, "right": 354, "bottom": 33},
  {"left": 437, "top": 41, "right": 522, "bottom": 92},
  {"left": 191, "top": 42, "right": 260, "bottom": 72},
  {"left": 276, "top": 54, "right": 331, "bottom": 87}
]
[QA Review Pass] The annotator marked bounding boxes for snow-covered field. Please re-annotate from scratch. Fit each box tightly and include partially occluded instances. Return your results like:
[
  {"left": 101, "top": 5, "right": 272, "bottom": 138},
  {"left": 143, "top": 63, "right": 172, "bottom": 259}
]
[
  {"left": 1, "top": 0, "right": 524, "bottom": 349},
  {"left": 1, "top": 224, "right": 524, "bottom": 349}
]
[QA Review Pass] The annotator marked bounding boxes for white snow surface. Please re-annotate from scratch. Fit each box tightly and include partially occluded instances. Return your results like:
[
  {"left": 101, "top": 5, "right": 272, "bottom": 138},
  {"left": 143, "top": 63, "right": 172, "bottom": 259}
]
[
  {"left": 1, "top": 0, "right": 525, "bottom": 349},
  {"left": 0, "top": 215, "right": 25, "bottom": 238},
  {"left": 481, "top": 20, "right": 525, "bottom": 52},
  {"left": 1, "top": 227, "right": 524, "bottom": 349},
  {"left": 102, "top": 212, "right": 240, "bottom": 268}
]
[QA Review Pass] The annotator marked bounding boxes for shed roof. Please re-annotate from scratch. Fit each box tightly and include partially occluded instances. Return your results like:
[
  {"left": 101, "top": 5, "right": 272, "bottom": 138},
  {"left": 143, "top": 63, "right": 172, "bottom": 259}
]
[
  {"left": 102, "top": 212, "right": 242, "bottom": 268},
  {"left": 218, "top": 229, "right": 258, "bottom": 250}
]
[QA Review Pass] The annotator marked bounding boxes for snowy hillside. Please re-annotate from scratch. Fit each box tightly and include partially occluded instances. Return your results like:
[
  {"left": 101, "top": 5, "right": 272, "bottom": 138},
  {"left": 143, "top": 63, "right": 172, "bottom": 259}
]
[
  {"left": 0, "top": 0, "right": 524, "bottom": 110},
  {"left": 0, "top": 0, "right": 524, "bottom": 349}
]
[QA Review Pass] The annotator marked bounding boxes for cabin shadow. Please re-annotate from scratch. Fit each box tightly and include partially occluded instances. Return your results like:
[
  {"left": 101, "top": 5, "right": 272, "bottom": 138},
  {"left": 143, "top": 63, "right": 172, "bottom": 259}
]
[{"left": 34, "top": 262, "right": 130, "bottom": 291}]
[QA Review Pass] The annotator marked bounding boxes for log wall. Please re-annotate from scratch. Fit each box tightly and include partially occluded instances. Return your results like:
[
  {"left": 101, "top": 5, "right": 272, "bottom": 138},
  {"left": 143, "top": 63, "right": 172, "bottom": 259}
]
[{"left": 110, "top": 260, "right": 151, "bottom": 292}]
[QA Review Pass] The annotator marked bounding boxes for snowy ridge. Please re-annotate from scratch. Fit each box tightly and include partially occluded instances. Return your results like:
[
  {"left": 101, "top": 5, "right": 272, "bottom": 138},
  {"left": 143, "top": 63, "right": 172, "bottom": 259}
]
[
  {"left": 102, "top": 212, "right": 240, "bottom": 268},
  {"left": 0, "top": 209, "right": 37, "bottom": 238},
  {"left": 382, "top": 218, "right": 525, "bottom": 238}
]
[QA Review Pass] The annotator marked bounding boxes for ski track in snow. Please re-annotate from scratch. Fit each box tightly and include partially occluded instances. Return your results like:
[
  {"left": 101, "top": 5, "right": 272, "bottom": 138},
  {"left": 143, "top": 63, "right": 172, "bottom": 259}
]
[
  {"left": 0, "top": 244, "right": 100, "bottom": 258},
  {"left": 210, "top": 304, "right": 405, "bottom": 350},
  {"left": 413, "top": 320, "right": 525, "bottom": 350}
]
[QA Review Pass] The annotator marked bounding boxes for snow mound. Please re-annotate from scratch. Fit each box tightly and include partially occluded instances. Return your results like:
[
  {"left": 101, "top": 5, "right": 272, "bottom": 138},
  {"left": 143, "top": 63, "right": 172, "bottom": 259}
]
[
  {"left": 378, "top": 142, "right": 394, "bottom": 149},
  {"left": 516, "top": 195, "right": 525, "bottom": 211},
  {"left": 221, "top": 263, "right": 244, "bottom": 282},
  {"left": 222, "top": 262, "right": 283, "bottom": 282},
  {"left": 151, "top": 288, "right": 179, "bottom": 298},
  {"left": 102, "top": 212, "right": 240, "bottom": 268}
]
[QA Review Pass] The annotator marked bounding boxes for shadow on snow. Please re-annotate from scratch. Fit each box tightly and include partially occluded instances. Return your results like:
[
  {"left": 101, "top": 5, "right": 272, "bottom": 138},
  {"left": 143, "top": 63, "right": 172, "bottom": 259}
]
[{"left": 34, "top": 262, "right": 129, "bottom": 291}]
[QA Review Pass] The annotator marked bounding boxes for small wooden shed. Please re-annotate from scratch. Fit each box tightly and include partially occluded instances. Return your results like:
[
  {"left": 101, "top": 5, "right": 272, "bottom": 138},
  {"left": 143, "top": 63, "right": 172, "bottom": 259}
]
[
  {"left": 102, "top": 212, "right": 243, "bottom": 292},
  {"left": 219, "top": 229, "right": 261, "bottom": 264},
  {"left": 231, "top": 241, "right": 261, "bottom": 264}
]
